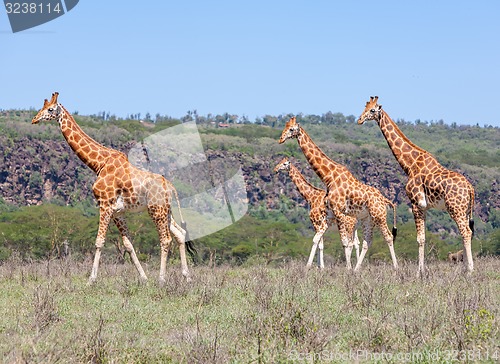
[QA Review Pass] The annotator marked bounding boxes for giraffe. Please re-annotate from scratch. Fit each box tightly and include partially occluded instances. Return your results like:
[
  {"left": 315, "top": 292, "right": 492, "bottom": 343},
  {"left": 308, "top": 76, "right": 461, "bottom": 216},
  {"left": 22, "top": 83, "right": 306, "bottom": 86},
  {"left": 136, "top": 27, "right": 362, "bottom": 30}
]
[
  {"left": 279, "top": 117, "right": 398, "bottom": 270},
  {"left": 32, "top": 92, "right": 195, "bottom": 284},
  {"left": 357, "top": 96, "right": 475, "bottom": 274},
  {"left": 274, "top": 157, "right": 359, "bottom": 269}
]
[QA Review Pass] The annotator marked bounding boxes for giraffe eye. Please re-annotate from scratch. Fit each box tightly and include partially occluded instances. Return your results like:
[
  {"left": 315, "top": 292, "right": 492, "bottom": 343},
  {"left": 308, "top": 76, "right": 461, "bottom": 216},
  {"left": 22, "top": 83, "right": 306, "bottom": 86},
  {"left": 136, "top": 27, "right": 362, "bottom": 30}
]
[
  {"left": 370, "top": 109, "right": 375, "bottom": 113},
  {"left": 48, "top": 108, "right": 54, "bottom": 112}
]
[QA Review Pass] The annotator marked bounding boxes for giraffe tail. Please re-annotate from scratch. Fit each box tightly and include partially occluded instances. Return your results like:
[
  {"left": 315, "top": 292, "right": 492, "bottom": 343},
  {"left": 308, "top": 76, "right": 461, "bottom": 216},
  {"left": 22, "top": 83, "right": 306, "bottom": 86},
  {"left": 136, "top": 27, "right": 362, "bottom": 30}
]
[
  {"left": 387, "top": 199, "right": 398, "bottom": 242},
  {"left": 171, "top": 186, "right": 185, "bottom": 223},
  {"left": 468, "top": 187, "right": 475, "bottom": 238},
  {"left": 172, "top": 186, "right": 198, "bottom": 262}
]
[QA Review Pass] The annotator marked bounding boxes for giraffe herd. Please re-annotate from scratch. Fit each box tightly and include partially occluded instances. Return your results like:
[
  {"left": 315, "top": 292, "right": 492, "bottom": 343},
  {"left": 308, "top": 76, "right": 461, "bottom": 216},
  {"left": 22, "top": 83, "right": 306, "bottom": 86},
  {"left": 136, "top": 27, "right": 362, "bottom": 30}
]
[{"left": 30, "top": 92, "right": 475, "bottom": 282}]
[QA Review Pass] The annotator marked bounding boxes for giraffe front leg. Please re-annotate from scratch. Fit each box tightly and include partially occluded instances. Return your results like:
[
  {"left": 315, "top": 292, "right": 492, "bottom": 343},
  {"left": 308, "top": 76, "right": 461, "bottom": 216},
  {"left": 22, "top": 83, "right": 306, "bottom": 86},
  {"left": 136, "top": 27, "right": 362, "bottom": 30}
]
[
  {"left": 89, "top": 208, "right": 112, "bottom": 284},
  {"left": 306, "top": 230, "right": 324, "bottom": 269},
  {"left": 318, "top": 237, "right": 325, "bottom": 269},
  {"left": 344, "top": 241, "right": 353, "bottom": 268},
  {"left": 344, "top": 230, "right": 360, "bottom": 267},
  {"left": 113, "top": 216, "right": 148, "bottom": 283},
  {"left": 337, "top": 222, "right": 354, "bottom": 270},
  {"left": 353, "top": 230, "right": 360, "bottom": 263},
  {"left": 412, "top": 205, "right": 427, "bottom": 277},
  {"left": 344, "top": 220, "right": 358, "bottom": 268}
]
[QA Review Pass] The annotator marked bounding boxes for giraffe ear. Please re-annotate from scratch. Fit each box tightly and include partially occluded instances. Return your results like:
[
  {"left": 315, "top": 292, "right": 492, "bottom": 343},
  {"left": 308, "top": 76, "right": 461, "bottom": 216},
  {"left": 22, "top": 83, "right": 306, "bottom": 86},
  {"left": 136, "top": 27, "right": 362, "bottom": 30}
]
[{"left": 377, "top": 104, "right": 382, "bottom": 110}]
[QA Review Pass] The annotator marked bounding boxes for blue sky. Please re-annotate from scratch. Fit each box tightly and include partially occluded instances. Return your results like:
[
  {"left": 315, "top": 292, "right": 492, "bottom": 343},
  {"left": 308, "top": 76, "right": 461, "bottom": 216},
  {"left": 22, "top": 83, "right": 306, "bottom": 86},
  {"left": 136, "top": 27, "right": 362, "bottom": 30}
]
[{"left": 1, "top": 1, "right": 499, "bottom": 126}]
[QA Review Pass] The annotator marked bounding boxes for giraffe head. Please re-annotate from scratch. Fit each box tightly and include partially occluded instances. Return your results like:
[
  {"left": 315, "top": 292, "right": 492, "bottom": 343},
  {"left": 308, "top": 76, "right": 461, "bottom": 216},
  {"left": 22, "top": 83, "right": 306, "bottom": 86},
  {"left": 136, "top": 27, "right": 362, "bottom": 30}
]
[
  {"left": 357, "top": 96, "right": 382, "bottom": 125},
  {"left": 278, "top": 117, "right": 300, "bottom": 144},
  {"left": 273, "top": 157, "right": 291, "bottom": 173},
  {"left": 32, "top": 92, "right": 62, "bottom": 124}
]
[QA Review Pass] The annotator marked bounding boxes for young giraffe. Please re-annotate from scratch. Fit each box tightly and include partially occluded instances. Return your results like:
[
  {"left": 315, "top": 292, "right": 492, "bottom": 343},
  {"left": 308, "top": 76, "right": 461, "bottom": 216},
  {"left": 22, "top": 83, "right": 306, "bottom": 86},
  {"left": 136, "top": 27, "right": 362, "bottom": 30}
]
[
  {"left": 279, "top": 117, "right": 398, "bottom": 270},
  {"left": 357, "top": 96, "right": 475, "bottom": 274},
  {"left": 32, "top": 92, "right": 194, "bottom": 284},
  {"left": 274, "top": 157, "right": 360, "bottom": 269}
]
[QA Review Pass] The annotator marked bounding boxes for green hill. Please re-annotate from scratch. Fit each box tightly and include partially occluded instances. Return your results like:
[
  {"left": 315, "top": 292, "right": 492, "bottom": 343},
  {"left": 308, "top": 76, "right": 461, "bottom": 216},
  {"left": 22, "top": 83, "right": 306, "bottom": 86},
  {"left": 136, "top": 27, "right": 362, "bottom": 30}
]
[{"left": 0, "top": 109, "right": 498, "bottom": 263}]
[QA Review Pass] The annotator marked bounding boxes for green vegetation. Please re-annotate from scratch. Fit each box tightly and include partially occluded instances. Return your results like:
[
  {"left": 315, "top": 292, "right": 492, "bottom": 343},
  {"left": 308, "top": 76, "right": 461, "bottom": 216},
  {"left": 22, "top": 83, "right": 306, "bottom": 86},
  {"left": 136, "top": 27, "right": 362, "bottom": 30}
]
[
  {"left": 0, "top": 109, "right": 498, "bottom": 264},
  {"left": 0, "top": 257, "right": 498, "bottom": 362},
  {"left": 0, "top": 109, "right": 499, "bottom": 362}
]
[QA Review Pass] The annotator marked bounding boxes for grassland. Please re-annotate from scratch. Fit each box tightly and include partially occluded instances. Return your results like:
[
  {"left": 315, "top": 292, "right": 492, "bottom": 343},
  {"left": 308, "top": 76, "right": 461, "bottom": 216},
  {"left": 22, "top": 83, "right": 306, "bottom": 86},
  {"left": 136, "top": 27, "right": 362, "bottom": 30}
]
[{"left": 0, "top": 256, "right": 498, "bottom": 363}]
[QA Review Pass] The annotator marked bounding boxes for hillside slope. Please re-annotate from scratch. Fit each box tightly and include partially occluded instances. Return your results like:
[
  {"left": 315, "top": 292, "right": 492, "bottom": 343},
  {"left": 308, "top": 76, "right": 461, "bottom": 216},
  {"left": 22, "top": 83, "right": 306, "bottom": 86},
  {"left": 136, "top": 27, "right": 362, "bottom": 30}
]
[{"left": 0, "top": 110, "right": 498, "bottom": 261}]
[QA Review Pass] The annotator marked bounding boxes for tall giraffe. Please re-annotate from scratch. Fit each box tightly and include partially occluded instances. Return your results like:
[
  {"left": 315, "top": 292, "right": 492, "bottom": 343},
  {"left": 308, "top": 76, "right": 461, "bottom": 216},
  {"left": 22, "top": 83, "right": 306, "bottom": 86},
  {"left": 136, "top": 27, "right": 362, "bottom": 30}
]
[
  {"left": 357, "top": 96, "right": 475, "bottom": 274},
  {"left": 279, "top": 117, "right": 398, "bottom": 270},
  {"left": 32, "top": 92, "right": 195, "bottom": 284},
  {"left": 274, "top": 157, "right": 359, "bottom": 269}
]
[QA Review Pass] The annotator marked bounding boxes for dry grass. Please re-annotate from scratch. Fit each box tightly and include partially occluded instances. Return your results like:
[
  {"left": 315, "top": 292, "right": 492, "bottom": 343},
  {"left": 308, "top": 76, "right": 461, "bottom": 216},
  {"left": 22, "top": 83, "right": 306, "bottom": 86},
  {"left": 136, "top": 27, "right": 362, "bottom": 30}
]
[{"left": 0, "top": 255, "right": 498, "bottom": 363}]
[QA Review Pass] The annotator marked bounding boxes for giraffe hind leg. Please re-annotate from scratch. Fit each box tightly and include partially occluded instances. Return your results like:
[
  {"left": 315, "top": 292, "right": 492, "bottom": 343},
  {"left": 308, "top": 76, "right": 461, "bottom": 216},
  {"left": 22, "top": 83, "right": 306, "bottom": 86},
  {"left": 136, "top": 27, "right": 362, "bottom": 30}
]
[
  {"left": 344, "top": 220, "right": 358, "bottom": 268},
  {"left": 452, "top": 213, "right": 474, "bottom": 273},
  {"left": 170, "top": 218, "right": 192, "bottom": 281},
  {"left": 179, "top": 220, "right": 197, "bottom": 263},
  {"left": 113, "top": 215, "right": 148, "bottom": 282},
  {"left": 469, "top": 219, "right": 475, "bottom": 238},
  {"left": 148, "top": 206, "right": 173, "bottom": 285},
  {"left": 378, "top": 220, "right": 398, "bottom": 269},
  {"left": 354, "top": 219, "right": 372, "bottom": 271}
]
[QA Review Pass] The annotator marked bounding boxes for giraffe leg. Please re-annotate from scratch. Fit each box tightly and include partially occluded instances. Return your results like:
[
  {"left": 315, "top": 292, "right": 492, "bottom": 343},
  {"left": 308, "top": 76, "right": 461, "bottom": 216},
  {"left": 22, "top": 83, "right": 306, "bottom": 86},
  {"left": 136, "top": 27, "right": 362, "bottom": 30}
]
[
  {"left": 354, "top": 219, "right": 372, "bottom": 271},
  {"left": 338, "top": 222, "right": 353, "bottom": 270},
  {"left": 318, "top": 237, "right": 324, "bottom": 269},
  {"left": 170, "top": 218, "right": 191, "bottom": 281},
  {"left": 353, "top": 230, "right": 360, "bottom": 263},
  {"left": 89, "top": 208, "right": 112, "bottom": 284},
  {"left": 148, "top": 206, "right": 173, "bottom": 286},
  {"left": 377, "top": 218, "right": 398, "bottom": 269},
  {"left": 413, "top": 205, "right": 427, "bottom": 277},
  {"left": 450, "top": 212, "right": 474, "bottom": 273},
  {"left": 306, "top": 229, "right": 325, "bottom": 269},
  {"left": 112, "top": 216, "right": 148, "bottom": 282},
  {"left": 341, "top": 216, "right": 357, "bottom": 268},
  {"left": 344, "top": 220, "right": 358, "bottom": 267},
  {"left": 344, "top": 234, "right": 354, "bottom": 267}
]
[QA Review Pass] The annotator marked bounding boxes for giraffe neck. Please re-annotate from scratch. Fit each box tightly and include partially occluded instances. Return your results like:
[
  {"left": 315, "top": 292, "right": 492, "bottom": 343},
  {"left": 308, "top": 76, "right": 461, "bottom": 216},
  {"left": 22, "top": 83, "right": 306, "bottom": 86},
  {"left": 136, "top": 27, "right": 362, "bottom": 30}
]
[
  {"left": 378, "top": 110, "right": 440, "bottom": 176},
  {"left": 296, "top": 126, "right": 347, "bottom": 186},
  {"left": 57, "top": 105, "right": 114, "bottom": 174},
  {"left": 287, "top": 164, "right": 324, "bottom": 203}
]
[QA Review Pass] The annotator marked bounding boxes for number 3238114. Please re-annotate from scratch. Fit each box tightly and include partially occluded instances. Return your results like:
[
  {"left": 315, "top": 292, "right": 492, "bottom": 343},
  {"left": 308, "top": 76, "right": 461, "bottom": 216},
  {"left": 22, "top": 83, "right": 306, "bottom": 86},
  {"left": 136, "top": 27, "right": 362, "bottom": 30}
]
[{"left": 5, "top": 2, "right": 62, "bottom": 14}]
